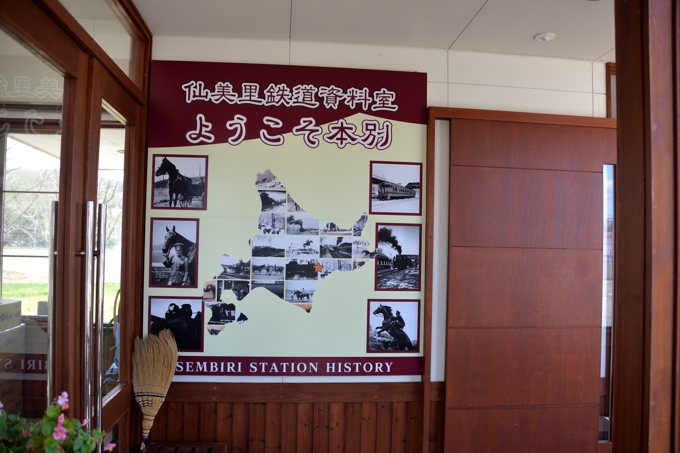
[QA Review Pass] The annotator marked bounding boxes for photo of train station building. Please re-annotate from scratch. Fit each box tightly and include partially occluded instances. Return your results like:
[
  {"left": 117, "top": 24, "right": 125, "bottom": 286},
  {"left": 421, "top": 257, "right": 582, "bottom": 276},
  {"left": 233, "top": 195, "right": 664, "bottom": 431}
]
[{"left": 0, "top": 0, "right": 676, "bottom": 451}]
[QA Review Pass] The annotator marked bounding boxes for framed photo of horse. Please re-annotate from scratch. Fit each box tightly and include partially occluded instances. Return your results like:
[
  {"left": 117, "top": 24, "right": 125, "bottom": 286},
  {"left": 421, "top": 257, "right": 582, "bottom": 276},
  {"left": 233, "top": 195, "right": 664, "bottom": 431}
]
[
  {"left": 152, "top": 154, "right": 208, "bottom": 210},
  {"left": 149, "top": 218, "right": 200, "bottom": 288},
  {"left": 367, "top": 299, "right": 420, "bottom": 353}
]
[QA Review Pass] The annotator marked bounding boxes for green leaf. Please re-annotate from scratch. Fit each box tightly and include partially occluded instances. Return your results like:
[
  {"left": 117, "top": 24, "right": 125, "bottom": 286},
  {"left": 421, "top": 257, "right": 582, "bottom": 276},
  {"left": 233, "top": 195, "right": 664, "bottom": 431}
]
[
  {"left": 42, "top": 421, "right": 55, "bottom": 435},
  {"left": 45, "top": 405, "right": 60, "bottom": 418}
]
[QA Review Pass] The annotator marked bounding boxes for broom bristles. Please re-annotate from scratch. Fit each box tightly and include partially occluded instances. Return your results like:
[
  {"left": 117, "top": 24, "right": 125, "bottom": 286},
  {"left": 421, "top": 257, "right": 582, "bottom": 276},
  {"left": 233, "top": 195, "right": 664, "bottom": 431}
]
[{"left": 132, "top": 329, "right": 178, "bottom": 441}]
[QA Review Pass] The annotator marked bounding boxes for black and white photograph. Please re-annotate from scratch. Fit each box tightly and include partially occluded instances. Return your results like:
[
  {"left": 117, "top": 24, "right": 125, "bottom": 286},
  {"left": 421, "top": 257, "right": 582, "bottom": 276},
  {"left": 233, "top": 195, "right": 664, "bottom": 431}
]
[
  {"left": 353, "top": 213, "right": 368, "bottom": 236},
  {"left": 367, "top": 299, "right": 420, "bottom": 353},
  {"left": 259, "top": 190, "right": 287, "bottom": 212},
  {"left": 287, "top": 194, "right": 305, "bottom": 212},
  {"left": 251, "top": 235, "right": 285, "bottom": 257},
  {"left": 216, "top": 255, "right": 250, "bottom": 279},
  {"left": 251, "top": 257, "right": 285, "bottom": 281},
  {"left": 375, "top": 223, "right": 421, "bottom": 291},
  {"left": 286, "top": 235, "right": 319, "bottom": 258},
  {"left": 320, "top": 236, "right": 353, "bottom": 259},
  {"left": 319, "top": 221, "right": 352, "bottom": 236},
  {"left": 353, "top": 260, "right": 368, "bottom": 270},
  {"left": 149, "top": 218, "right": 199, "bottom": 288},
  {"left": 152, "top": 154, "right": 207, "bottom": 209},
  {"left": 257, "top": 213, "right": 285, "bottom": 235},
  {"left": 285, "top": 280, "right": 317, "bottom": 307},
  {"left": 149, "top": 297, "right": 203, "bottom": 351},
  {"left": 352, "top": 239, "right": 373, "bottom": 259},
  {"left": 286, "top": 213, "right": 320, "bottom": 235},
  {"left": 255, "top": 169, "right": 285, "bottom": 190},
  {"left": 206, "top": 302, "right": 248, "bottom": 335},
  {"left": 285, "top": 258, "right": 319, "bottom": 281},
  {"left": 252, "top": 280, "right": 284, "bottom": 300},
  {"left": 217, "top": 279, "right": 250, "bottom": 301},
  {"left": 202, "top": 281, "right": 217, "bottom": 301},
  {"left": 318, "top": 259, "right": 352, "bottom": 279},
  {"left": 370, "top": 161, "right": 422, "bottom": 216}
]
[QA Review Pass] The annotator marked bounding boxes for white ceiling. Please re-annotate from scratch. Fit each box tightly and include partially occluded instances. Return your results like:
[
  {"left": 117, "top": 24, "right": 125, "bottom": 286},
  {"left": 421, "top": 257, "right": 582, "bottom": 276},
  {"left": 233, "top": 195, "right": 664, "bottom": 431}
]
[{"left": 131, "top": 0, "right": 615, "bottom": 62}]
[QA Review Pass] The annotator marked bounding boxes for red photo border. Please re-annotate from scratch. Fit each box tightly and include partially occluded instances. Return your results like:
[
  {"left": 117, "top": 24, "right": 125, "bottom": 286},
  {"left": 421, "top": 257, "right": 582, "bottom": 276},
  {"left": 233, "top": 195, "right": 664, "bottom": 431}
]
[
  {"left": 151, "top": 154, "right": 209, "bottom": 211},
  {"left": 148, "top": 295, "right": 205, "bottom": 353},
  {"left": 374, "top": 222, "right": 422, "bottom": 292},
  {"left": 149, "top": 217, "right": 200, "bottom": 289},
  {"left": 366, "top": 298, "right": 421, "bottom": 354},
  {"left": 369, "top": 161, "right": 423, "bottom": 216}
]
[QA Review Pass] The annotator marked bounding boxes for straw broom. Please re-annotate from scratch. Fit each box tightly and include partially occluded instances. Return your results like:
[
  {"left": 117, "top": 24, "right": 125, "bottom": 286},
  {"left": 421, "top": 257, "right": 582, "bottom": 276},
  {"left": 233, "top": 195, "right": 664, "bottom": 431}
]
[{"left": 132, "top": 329, "right": 178, "bottom": 451}]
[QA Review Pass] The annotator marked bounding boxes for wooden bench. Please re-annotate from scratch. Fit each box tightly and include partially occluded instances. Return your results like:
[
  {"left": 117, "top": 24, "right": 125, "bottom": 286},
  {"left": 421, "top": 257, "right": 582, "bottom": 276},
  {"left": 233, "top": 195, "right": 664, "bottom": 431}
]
[{"left": 145, "top": 442, "right": 227, "bottom": 453}]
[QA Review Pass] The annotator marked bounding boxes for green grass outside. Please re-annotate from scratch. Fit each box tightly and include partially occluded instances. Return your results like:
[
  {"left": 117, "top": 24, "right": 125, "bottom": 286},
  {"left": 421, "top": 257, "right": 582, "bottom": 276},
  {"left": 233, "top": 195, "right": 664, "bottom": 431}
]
[{"left": 3, "top": 282, "right": 121, "bottom": 320}]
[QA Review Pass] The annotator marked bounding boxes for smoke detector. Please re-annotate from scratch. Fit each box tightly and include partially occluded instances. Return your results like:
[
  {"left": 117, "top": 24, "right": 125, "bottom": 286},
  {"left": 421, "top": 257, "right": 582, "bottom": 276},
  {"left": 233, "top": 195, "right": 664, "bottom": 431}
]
[{"left": 534, "top": 33, "right": 555, "bottom": 42}]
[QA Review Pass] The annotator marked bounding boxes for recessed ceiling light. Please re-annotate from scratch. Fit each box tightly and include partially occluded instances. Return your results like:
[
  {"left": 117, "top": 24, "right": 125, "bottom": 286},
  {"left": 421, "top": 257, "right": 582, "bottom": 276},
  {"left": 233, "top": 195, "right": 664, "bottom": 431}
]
[
  {"left": 534, "top": 32, "right": 556, "bottom": 42},
  {"left": 117, "top": 149, "right": 125, "bottom": 154}
]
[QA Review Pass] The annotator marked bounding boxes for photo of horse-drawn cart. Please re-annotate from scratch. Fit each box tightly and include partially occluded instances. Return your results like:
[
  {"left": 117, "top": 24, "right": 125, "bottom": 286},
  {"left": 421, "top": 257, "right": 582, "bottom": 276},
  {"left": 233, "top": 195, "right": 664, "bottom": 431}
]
[
  {"left": 152, "top": 155, "right": 207, "bottom": 209},
  {"left": 367, "top": 299, "right": 420, "bottom": 353}
]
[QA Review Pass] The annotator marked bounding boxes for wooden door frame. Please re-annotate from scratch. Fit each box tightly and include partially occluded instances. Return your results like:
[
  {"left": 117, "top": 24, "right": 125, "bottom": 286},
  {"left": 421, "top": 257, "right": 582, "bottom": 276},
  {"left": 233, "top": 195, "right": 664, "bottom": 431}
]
[
  {"left": 0, "top": 0, "right": 151, "bottom": 448},
  {"left": 611, "top": 0, "right": 679, "bottom": 452}
]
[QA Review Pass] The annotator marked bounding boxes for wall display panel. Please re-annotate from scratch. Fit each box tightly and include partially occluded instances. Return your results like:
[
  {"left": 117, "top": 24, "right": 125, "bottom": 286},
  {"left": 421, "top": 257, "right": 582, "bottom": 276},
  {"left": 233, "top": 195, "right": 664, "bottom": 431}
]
[{"left": 144, "top": 61, "right": 427, "bottom": 381}]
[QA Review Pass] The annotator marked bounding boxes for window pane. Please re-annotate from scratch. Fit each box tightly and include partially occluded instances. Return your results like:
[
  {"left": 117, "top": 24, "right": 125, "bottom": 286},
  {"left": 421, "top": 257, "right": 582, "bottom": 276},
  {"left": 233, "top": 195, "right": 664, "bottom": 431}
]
[
  {"left": 58, "top": 0, "right": 134, "bottom": 79},
  {"left": 599, "top": 164, "right": 614, "bottom": 441}
]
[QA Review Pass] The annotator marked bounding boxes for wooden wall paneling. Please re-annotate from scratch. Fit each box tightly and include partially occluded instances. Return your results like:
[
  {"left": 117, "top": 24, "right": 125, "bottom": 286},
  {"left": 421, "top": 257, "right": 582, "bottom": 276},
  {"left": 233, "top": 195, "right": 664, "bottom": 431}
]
[
  {"left": 449, "top": 119, "right": 616, "bottom": 171},
  {"left": 391, "top": 401, "right": 408, "bottom": 453},
  {"left": 449, "top": 166, "right": 602, "bottom": 249},
  {"left": 344, "top": 403, "right": 362, "bottom": 453},
  {"left": 215, "top": 403, "right": 233, "bottom": 444},
  {"left": 199, "top": 403, "right": 217, "bottom": 442},
  {"left": 446, "top": 328, "right": 600, "bottom": 408},
  {"left": 429, "top": 107, "right": 616, "bottom": 129},
  {"left": 406, "top": 401, "right": 422, "bottom": 453},
  {"left": 248, "top": 403, "right": 266, "bottom": 453},
  {"left": 313, "top": 403, "right": 330, "bottom": 452},
  {"left": 612, "top": 0, "right": 678, "bottom": 452},
  {"left": 232, "top": 403, "right": 249, "bottom": 452},
  {"left": 183, "top": 403, "right": 199, "bottom": 442},
  {"left": 375, "top": 402, "right": 393, "bottom": 453},
  {"left": 446, "top": 405, "right": 599, "bottom": 453},
  {"left": 265, "top": 403, "right": 281, "bottom": 452},
  {"left": 167, "top": 403, "right": 184, "bottom": 442},
  {"left": 297, "top": 402, "right": 313, "bottom": 453},
  {"left": 328, "top": 402, "right": 344, "bottom": 452},
  {"left": 448, "top": 248, "right": 602, "bottom": 328},
  {"left": 427, "top": 401, "right": 444, "bottom": 453},
  {"left": 280, "top": 403, "right": 298, "bottom": 453},
  {"left": 360, "top": 403, "right": 377, "bottom": 453},
  {"left": 149, "top": 402, "right": 168, "bottom": 441}
]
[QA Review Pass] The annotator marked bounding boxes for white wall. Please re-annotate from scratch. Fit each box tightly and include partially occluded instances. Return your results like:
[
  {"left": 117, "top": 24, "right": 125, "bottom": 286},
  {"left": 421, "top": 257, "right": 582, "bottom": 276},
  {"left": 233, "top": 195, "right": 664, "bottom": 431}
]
[{"left": 153, "top": 36, "right": 609, "bottom": 381}]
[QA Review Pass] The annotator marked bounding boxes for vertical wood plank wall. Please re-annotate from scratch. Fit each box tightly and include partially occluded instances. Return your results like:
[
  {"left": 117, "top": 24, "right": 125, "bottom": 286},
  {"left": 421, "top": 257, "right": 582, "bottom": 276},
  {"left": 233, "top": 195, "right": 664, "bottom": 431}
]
[
  {"left": 443, "top": 111, "right": 616, "bottom": 453},
  {"left": 147, "top": 382, "right": 445, "bottom": 452}
]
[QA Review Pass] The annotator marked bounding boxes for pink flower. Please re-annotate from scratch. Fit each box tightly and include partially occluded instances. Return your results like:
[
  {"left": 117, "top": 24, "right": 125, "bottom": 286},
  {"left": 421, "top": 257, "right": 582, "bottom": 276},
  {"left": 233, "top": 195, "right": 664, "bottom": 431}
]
[
  {"left": 104, "top": 443, "right": 116, "bottom": 451},
  {"left": 57, "top": 391, "right": 69, "bottom": 410},
  {"left": 82, "top": 418, "right": 89, "bottom": 426},
  {"left": 57, "top": 413, "right": 65, "bottom": 426},
  {"left": 22, "top": 430, "right": 28, "bottom": 437},
  {"left": 53, "top": 425, "right": 67, "bottom": 441},
  {"left": 0, "top": 401, "right": 4, "bottom": 409}
]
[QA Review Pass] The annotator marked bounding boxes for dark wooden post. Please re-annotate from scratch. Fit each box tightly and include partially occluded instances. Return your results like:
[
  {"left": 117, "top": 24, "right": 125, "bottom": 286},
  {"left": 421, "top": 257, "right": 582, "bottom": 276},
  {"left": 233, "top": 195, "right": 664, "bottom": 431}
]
[{"left": 612, "top": 0, "right": 678, "bottom": 451}]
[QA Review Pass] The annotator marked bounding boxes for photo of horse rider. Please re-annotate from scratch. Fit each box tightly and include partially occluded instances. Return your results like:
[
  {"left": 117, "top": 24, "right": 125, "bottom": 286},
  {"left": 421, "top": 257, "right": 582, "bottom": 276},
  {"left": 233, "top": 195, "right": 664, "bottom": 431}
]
[
  {"left": 367, "top": 299, "right": 420, "bottom": 352},
  {"left": 149, "top": 298, "right": 203, "bottom": 351}
]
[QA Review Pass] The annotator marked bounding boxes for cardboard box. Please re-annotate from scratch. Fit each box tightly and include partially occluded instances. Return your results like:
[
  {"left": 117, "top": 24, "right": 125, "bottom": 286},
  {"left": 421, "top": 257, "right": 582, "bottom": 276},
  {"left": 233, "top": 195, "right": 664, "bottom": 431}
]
[
  {"left": 0, "top": 324, "right": 25, "bottom": 355},
  {"left": 0, "top": 300, "right": 21, "bottom": 332}
]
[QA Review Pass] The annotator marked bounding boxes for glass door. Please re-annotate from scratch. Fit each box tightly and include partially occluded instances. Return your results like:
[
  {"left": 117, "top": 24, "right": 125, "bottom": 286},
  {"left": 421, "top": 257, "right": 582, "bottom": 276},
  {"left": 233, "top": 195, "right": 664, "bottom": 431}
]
[{"left": 0, "top": 25, "right": 64, "bottom": 419}]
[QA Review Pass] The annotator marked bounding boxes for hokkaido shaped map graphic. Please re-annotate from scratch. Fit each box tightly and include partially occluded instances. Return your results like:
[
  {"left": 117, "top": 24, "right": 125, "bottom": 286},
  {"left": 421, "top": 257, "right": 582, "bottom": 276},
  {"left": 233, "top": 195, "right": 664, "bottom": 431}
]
[{"left": 205, "top": 171, "right": 374, "bottom": 331}]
